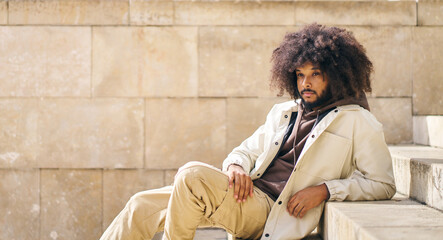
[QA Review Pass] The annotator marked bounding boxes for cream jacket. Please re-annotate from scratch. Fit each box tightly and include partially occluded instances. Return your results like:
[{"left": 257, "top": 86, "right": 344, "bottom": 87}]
[{"left": 222, "top": 100, "right": 396, "bottom": 240}]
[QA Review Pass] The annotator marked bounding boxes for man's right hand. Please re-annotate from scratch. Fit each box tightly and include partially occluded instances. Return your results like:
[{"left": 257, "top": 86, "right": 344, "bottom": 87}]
[{"left": 227, "top": 164, "right": 254, "bottom": 203}]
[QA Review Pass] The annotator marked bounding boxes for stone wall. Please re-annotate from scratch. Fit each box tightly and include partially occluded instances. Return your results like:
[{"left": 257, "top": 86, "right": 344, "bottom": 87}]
[{"left": 0, "top": 0, "right": 441, "bottom": 239}]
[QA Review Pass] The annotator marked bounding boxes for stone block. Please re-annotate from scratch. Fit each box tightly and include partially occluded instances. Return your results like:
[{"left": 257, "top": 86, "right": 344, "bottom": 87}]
[
  {"left": 145, "top": 98, "right": 226, "bottom": 169},
  {"left": 294, "top": 1, "right": 416, "bottom": 26},
  {"left": 0, "top": 170, "right": 39, "bottom": 240},
  {"left": 418, "top": 0, "right": 443, "bottom": 26},
  {"left": 412, "top": 27, "right": 443, "bottom": 115},
  {"left": 41, "top": 170, "right": 102, "bottom": 240},
  {"left": 0, "top": 100, "right": 38, "bottom": 168},
  {"left": 0, "top": 0, "right": 6, "bottom": 24},
  {"left": 130, "top": 0, "right": 174, "bottom": 25},
  {"left": 389, "top": 145, "right": 443, "bottom": 211},
  {"left": 103, "top": 170, "right": 165, "bottom": 229},
  {"left": 414, "top": 116, "right": 443, "bottom": 148},
  {"left": 38, "top": 99, "right": 144, "bottom": 169},
  {"left": 174, "top": 2, "right": 295, "bottom": 25},
  {"left": 227, "top": 98, "right": 290, "bottom": 153},
  {"left": 323, "top": 198, "right": 443, "bottom": 240},
  {"left": 349, "top": 27, "right": 412, "bottom": 97},
  {"left": 9, "top": 0, "right": 129, "bottom": 25},
  {"left": 93, "top": 27, "right": 198, "bottom": 97},
  {"left": 199, "top": 27, "right": 294, "bottom": 97},
  {"left": 367, "top": 98, "right": 412, "bottom": 144},
  {"left": 0, "top": 26, "right": 91, "bottom": 97}
]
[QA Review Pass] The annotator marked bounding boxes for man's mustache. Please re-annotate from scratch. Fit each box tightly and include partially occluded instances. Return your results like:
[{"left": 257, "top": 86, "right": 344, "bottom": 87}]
[{"left": 300, "top": 89, "right": 317, "bottom": 94}]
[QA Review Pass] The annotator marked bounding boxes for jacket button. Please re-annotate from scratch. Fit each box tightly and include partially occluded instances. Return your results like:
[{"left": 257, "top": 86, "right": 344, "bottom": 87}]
[
  {"left": 311, "top": 135, "right": 315, "bottom": 138},
  {"left": 257, "top": 173, "right": 261, "bottom": 176},
  {"left": 334, "top": 109, "right": 338, "bottom": 113},
  {"left": 265, "top": 233, "right": 270, "bottom": 237},
  {"left": 284, "top": 115, "right": 288, "bottom": 118},
  {"left": 275, "top": 142, "right": 278, "bottom": 145},
  {"left": 278, "top": 201, "right": 282, "bottom": 205}
]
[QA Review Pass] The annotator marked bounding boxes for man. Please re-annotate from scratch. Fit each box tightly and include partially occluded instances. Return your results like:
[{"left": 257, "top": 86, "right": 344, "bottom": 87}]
[{"left": 100, "top": 23, "right": 396, "bottom": 240}]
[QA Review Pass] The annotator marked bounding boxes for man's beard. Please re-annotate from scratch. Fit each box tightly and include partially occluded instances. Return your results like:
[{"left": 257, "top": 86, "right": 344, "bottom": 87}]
[{"left": 297, "top": 87, "right": 332, "bottom": 110}]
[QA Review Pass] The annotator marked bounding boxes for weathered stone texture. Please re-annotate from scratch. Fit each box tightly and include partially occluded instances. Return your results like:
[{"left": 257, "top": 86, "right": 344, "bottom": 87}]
[
  {"left": 295, "top": 1, "right": 416, "bottom": 26},
  {"left": 175, "top": 2, "right": 295, "bottom": 25},
  {"left": 199, "top": 27, "right": 293, "bottom": 97},
  {"left": 368, "top": 98, "right": 412, "bottom": 144},
  {"left": 412, "top": 27, "right": 443, "bottom": 115},
  {"left": 0, "top": 100, "right": 38, "bottom": 168},
  {"left": 0, "top": 170, "right": 39, "bottom": 240},
  {"left": 130, "top": 0, "right": 173, "bottom": 25},
  {"left": 414, "top": 116, "right": 443, "bottom": 148},
  {"left": 9, "top": 0, "right": 129, "bottom": 25},
  {"left": 103, "top": 170, "right": 165, "bottom": 229},
  {"left": 418, "top": 1, "right": 443, "bottom": 26},
  {"left": 145, "top": 98, "right": 226, "bottom": 169},
  {"left": 227, "top": 98, "right": 290, "bottom": 153},
  {"left": 93, "top": 27, "right": 198, "bottom": 97},
  {"left": 0, "top": 27, "right": 91, "bottom": 97},
  {"left": 323, "top": 199, "right": 443, "bottom": 240},
  {"left": 41, "top": 170, "right": 102, "bottom": 240},
  {"left": 350, "top": 27, "right": 412, "bottom": 97},
  {"left": 38, "top": 99, "right": 144, "bottom": 169},
  {"left": 0, "top": 0, "right": 7, "bottom": 24}
]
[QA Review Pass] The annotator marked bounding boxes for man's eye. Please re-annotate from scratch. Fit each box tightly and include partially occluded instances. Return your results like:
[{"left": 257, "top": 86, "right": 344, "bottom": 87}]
[
  {"left": 313, "top": 72, "right": 320, "bottom": 76},
  {"left": 297, "top": 73, "right": 304, "bottom": 78}
]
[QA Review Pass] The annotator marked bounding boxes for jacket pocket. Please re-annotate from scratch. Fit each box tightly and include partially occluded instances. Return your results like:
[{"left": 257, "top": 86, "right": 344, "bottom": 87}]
[{"left": 298, "top": 131, "right": 351, "bottom": 180}]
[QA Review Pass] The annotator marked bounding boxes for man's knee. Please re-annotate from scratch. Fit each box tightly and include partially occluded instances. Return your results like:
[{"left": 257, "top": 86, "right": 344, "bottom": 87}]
[{"left": 174, "top": 161, "right": 220, "bottom": 186}]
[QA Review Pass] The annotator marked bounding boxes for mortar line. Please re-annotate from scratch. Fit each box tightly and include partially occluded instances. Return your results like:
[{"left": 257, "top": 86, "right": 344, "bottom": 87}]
[{"left": 90, "top": 26, "right": 93, "bottom": 98}]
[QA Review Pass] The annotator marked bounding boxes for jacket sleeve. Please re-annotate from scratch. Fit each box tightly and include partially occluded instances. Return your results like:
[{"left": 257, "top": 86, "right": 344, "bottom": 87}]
[
  {"left": 324, "top": 118, "right": 396, "bottom": 201},
  {"left": 222, "top": 104, "right": 281, "bottom": 173}
]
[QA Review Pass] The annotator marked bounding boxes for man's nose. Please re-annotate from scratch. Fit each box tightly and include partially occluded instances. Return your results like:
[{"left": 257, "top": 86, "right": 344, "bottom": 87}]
[{"left": 301, "top": 77, "right": 312, "bottom": 88}]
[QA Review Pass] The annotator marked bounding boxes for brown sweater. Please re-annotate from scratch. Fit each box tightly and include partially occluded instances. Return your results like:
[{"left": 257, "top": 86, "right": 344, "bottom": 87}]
[{"left": 253, "top": 96, "right": 370, "bottom": 201}]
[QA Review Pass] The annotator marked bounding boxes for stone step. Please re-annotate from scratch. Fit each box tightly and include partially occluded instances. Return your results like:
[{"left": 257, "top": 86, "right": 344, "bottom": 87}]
[
  {"left": 153, "top": 228, "right": 228, "bottom": 240},
  {"left": 320, "top": 194, "right": 443, "bottom": 240},
  {"left": 389, "top": 145, "right": 443, "bottom": 211},
  {"left": 413, "top": 116, "right": 443, "bottom": 149}
]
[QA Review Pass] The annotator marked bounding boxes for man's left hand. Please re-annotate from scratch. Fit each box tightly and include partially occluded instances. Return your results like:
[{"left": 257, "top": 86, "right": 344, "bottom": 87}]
[{"left": 286, "top": 183, "right": 329, "bottom": 218}]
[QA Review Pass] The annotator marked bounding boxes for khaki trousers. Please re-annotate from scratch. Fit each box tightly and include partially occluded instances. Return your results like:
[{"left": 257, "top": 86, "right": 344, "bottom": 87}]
[{"left": 100, "top": 162, "right": 274, "bottom": 240}]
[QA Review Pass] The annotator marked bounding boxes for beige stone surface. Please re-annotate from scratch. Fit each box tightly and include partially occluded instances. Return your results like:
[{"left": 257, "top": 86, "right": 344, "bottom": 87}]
[
  {"left": 175, "top": 2, "right": 295, "bottom": 25},
  {"left": 93, "top": 27, "right": 198, "bottom": 97},
  {"left": 145, "top": 98, "right": 226, "bottom": 169},
  {"left": 130, "top": 0, "right": 173, "bottom": 25},
  {"left": 103, "top": 170, "right": 165, "bottom": 229},
  {"left": 38, "top": 99, "right": 144, "bottom": 169},
  {"left": 0, "top": 170, "right": 39, "bottom": 240},
  {"left": 412, "top": 27, "right": 443, "bottom": 115},
  {"left": 0, "top": 100, "right": 38, "bottom": 168},
  {"left": 323, "top": 199, "right": 443, "bottom": 240},
  {"left": 295, "top": 1, "right": 416, "bottom": 26},
  {"left": 41, "top": 169, "right": 102, "bottom": 240},
  {"left": 0, "top": 26, "right": 90, "bottom": 97},
  {"left": 418, "top": 1, "right": 443, "bottom": 26},
  {"left": 0, "top": 0, "right": 6, "bottom": 24},
  {"left": 389, "top": 145, "right": 443, "bottom": 211},
  {"left": 368, "top": 98, "right": 412, "bottom": 144},
  {"left": 349, "top": 27, "right": 412, "bottom": 97},
  {"left": 227, "top": 98, "right": 290, "bottom": 153},
  {"left": 199, "top": 27, "right": 295, "bottom": 97},
  {"left": 9, "top": 0, "right": 129, "bottom": 25},
  {"left": 413, "top": 116, "right": 443, "bottom": 148}
]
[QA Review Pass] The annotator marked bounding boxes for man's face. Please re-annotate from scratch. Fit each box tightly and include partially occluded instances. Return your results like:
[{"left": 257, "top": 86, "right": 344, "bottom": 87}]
[{"left": 295, "top": 62, "right": 331, "bottom": 110}]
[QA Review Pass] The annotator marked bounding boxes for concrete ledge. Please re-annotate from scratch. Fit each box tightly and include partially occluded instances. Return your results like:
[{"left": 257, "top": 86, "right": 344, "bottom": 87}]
[
  {"left": 321, "top": 194, "right": 443, "bottom": 240},
  {"left": 413, "top": 116, "right": 443, "bottom": 149},
  {"left": 389, "top": 145, "right": 443, "bottom": 211}
]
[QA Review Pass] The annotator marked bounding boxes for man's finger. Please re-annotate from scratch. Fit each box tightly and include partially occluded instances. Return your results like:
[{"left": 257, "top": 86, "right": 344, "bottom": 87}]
[
  {"left": 234, "top": 173, "right": 240, "bottom": 199},
  {"left": 237, "top": 175, "right": 246, "bottom": 202},
  {"left": 228, "top": 172, "right": 234, "bottom": 188},
  {"left": 243, "top": 176, "right": 251, "bottom": 202}
]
